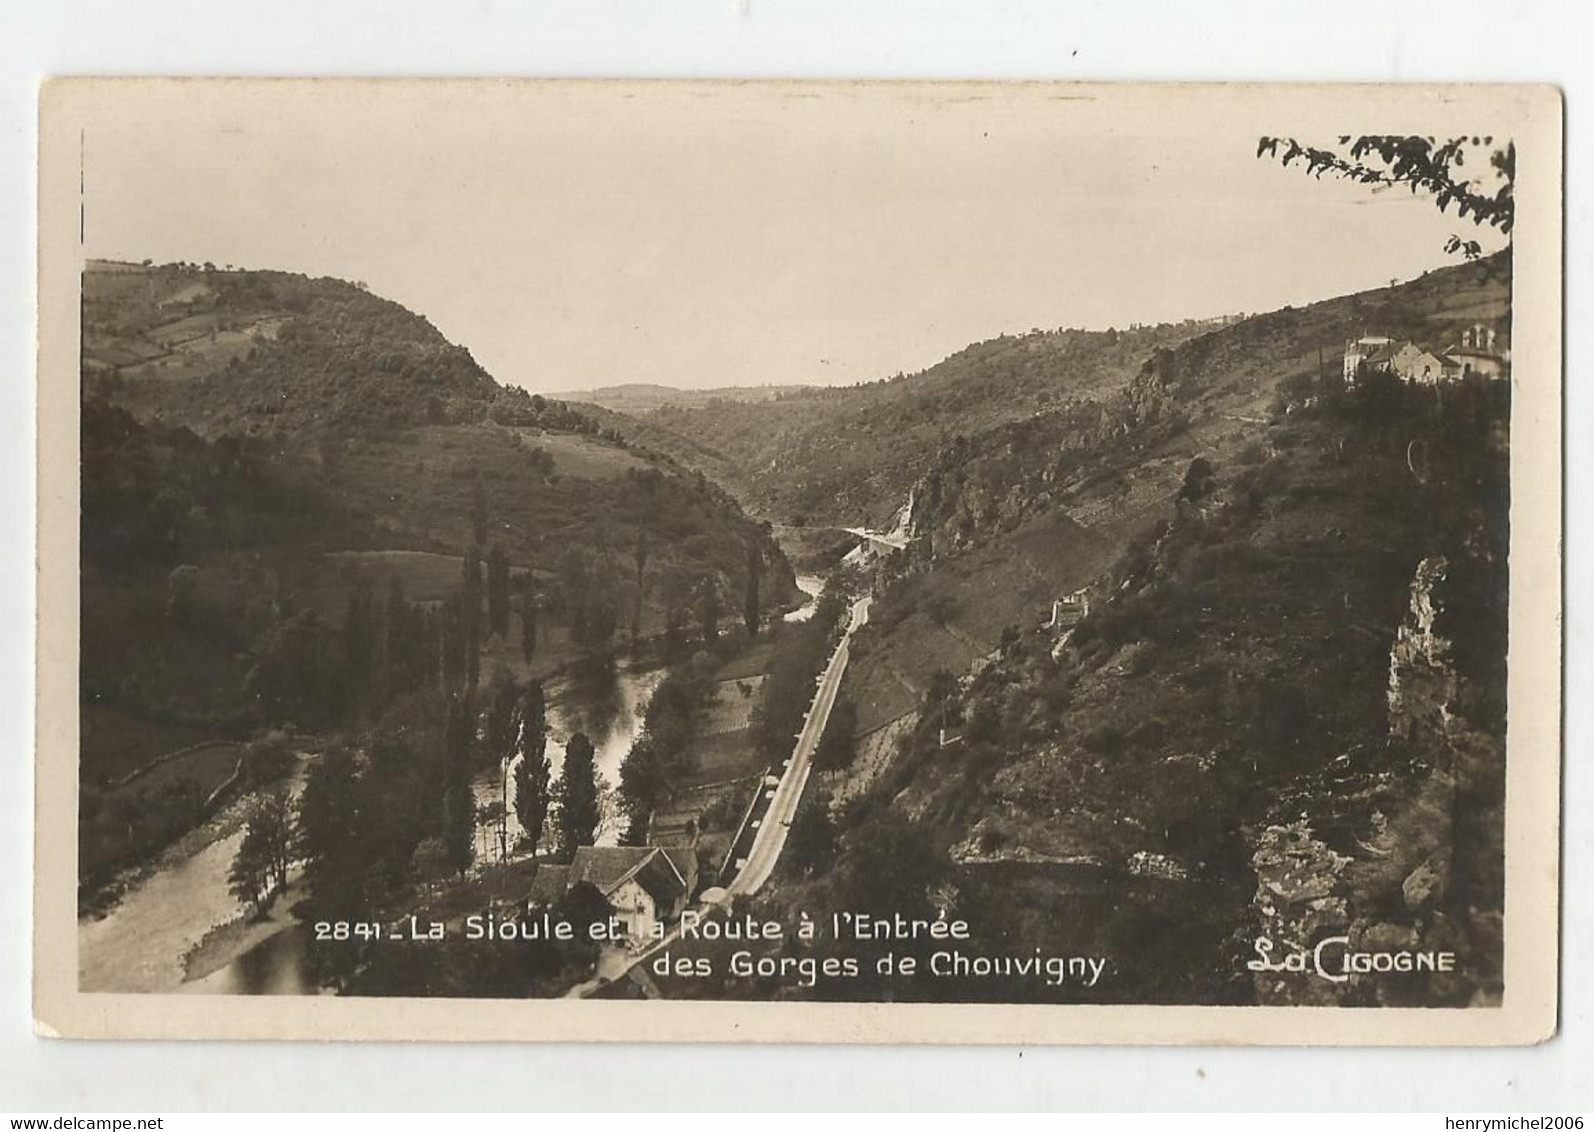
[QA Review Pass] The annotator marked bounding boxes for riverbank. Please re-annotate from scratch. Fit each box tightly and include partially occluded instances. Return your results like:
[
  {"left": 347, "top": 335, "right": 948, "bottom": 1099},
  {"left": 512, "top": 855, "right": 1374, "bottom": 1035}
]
[
  {"left": 181, "top": 876, "right": 305, "bottom": 985},
  {"left": 78, "top": 757, "right": 308, "bottom": 993}
]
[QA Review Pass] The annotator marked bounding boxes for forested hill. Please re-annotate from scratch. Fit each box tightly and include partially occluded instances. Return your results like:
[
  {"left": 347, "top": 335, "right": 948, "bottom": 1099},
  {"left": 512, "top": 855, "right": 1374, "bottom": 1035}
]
[
  {"left": 550, "top": 383, "right": 811, "bottom": 416},
  {"left": 83, "top": 260, "right": 585, "bottom": 437},
  {"left": 79, "top": 261, "right": 799, "bottom": 811},
  {"left": 795, "top": 250, "right": 1512, "bottom": 1006},
  {"left": 576, "top": 316, "right": 1240, "bottom": 527}
]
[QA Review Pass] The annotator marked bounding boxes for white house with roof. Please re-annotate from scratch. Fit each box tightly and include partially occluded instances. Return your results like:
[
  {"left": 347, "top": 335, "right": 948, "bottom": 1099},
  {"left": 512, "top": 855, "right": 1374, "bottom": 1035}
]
[
  {"left": 1344, "top": 323, "right": 1509, "bottom": 387},
  {"left": 1343, "top": 335, "right": 1395, "bottom": 384},
  {"left": 556, "top": 846, "right": 697, "bottom": 947}
]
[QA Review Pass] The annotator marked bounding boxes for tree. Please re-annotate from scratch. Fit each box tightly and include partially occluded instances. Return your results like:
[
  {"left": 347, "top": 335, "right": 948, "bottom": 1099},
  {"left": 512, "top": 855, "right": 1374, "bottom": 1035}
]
[
  {"left": 814, "top": 697, "right": 858, "bottom": 771},
  {"left": 483, "top": 670, "right": 517, "bottom": 754},
  {"left": 295, "top": 745, "right": 363, "bottom": 920},
  {"left": 440, "top": 592, "right": 466, "bottom": 689},
  {"left": 700, "top": 575, "right": 720, "bottom": 646},
  {"left": 484, "top": 668, "right": 520, "bottom": 859},
  {"left": 617, "top": 738, "right": 669, "bottom": 843},
  {"left": 385, "top": 573, "right": 414, "bottom": 693},
  {"left": 250, "top": 610, "right": 346, "bottom": 729},
  {"left": 1257, "top": 135, "right": 1514, "bottom": 259},
  {"left": 442, "top": 691, "right": 476, "bottom": 874},
  {"left": 515, "top": 681, "right": 552, "bottom": 856},
  {"left": 228, "top": 792, "right": 291, "bottom": 917},
  {"left": 462, "top": 546, "right": 484, "bottom": 686},
  {"left": 520, "top": 599, "right": 539, "bottom": 667},
  {"left": 631, "top": 532, "right": 650, "bottom": 642},
  {"left": 784, "top": 795, "right": 837, "bottom": 878},
  {"left": 1177, "top": 456, "right": 1216, "bottom": 505},
  {"left": 836, "top": 815, "right": 946, "bottom": 921},
  {"left": 471, "top": 476, "right": 488, "bottom": 547},
  {"left": 744, "top": 539, "right": 763, "bottom": 636},
  {"left": 487, "top": 543, "right": 511, "bottom": 640},
  {"left": 661, "top": 569, "right": 691, "bottom": 659},
  {"left": 228, "top": 819, "right": 275, "bottom": 915},
  {"left": 343, "top": 586, "right": 376, "bottom": 715},
  {"left": 558, "top": 731, "right": 601, "bottom": 857},
  {"left": 240, "top": 730, "right": 295, "bottom": 788},
  {"left": 252, "top": 788, "right": 294, "bottom": 890}
]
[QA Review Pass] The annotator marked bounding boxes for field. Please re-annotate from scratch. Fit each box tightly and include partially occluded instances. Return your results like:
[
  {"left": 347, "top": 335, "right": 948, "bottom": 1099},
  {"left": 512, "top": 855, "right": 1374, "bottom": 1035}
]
[
  {"left": 698, "top": 674, "right": 764, "bottom": 736},
  {"left": 319, "top": 549, "right": 533, "bottom": 604},
  {"left": 530, "top": 431, "right": 652, "bottom": 481},
  {"left": 80, "top": 701, "right": 224, "bottom": 788},
  {"left": 648, "top": 641, "right": 784, "bottom": 877},
  {"left": 79, "top": 567, "right": 259, "bottom": 786}
]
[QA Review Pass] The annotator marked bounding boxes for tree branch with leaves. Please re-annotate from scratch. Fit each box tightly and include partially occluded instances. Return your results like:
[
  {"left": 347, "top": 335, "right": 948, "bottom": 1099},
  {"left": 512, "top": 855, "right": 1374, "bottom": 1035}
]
[{"left": 1257, "top": 134, "right": 1513, "bottom": 259}]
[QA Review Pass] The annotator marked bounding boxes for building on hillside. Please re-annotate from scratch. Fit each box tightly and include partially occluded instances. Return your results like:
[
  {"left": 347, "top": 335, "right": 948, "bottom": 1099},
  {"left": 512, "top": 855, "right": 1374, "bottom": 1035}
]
[
  {"left": 1344, "top": 323, "right": 1510, "bottom": 387},
  {"left": 1437, "top": 323, "right": 1510, "bottom": 380},
  {"left": 561, "top": 846, "right": 698, "bottom": 947},
  {"left": 1343, "top": 335, "right": 1396, "bottom": 384},
  {"left": 1390, "top": 341, "right": 1455, "bottom": 385},
  {"left": 1044, "top": 588, "right": 1091, "bottom": 630}
]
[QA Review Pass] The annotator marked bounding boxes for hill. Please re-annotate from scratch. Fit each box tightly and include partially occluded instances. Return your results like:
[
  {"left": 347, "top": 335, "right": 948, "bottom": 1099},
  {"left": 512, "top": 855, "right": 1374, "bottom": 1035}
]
[
  {"left": 79, "top": 260, "right": 799, "bottom": 883},
  {"left": 671, "top": 252, "right": 1514, "bottom": 1006},
  {"left": 552, "top": 383, "right": 811, "bottom": 415},
  {"left": 584, "top": 316, "right": 1242, "bottom": 527}
]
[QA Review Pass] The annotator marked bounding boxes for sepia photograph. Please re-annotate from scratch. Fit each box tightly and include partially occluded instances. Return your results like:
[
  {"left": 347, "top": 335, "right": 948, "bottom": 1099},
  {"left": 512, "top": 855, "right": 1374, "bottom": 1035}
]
[{"left": 32, "top": 79, "right": 1562, "bottom": 1043}]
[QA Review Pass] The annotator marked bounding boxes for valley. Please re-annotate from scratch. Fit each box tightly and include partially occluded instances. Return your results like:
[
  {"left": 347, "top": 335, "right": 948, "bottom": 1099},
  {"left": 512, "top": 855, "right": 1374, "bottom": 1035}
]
[
  {"left": 584, "top": 252, "right": 1513, "bottom": 1007},
  {"left": 78, "top": 246, "right": 1513, "bottom": 1007}
]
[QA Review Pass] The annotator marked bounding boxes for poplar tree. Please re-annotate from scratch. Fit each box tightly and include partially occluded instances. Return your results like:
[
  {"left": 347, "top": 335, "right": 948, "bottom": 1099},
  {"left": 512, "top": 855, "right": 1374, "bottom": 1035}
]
[
  {"left": 700, "top": 576, "right": 719, "bottom": 646},
  {"left": 487, "top": 542, "right": 511, "bottom": 640},
  {"left": 296, "top": 745, "right": 364, "bottom": 919},
  {"left": 558, "top": 731, "right": 600, "bottom": 856},
  {"left": 471, "top": 476, "right": 488, "bottom": 548},
  {"left": 442, "top": 691, "right": 476, "bottom": 874},
  {"left": 514, "top": 681, "right": 551, "bottom": 856},
  {"left": 462, "top": 547, "right": 483, "bottom": 688},
  {"left": 520, "top": 601, "right": 538, "bottom": 667},
  {"left": 744, "top": 539, "right": 762, "bottom": 637}
]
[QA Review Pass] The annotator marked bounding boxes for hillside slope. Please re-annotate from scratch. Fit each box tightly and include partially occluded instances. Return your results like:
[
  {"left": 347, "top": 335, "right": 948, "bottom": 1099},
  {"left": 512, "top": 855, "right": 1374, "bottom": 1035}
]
[
  {"left": 582, "top": 317, "right": 1240, "bottom": 527},
  {"left": 722, "top": 252, "right": 1513, "bottom": 1006},
  {"left": 80, "top": 260, "right": 799, "bottom": 803}
]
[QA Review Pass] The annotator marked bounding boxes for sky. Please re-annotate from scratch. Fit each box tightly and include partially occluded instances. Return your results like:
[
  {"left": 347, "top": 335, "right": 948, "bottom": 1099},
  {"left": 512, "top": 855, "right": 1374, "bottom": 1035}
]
[{"left": 76, "top": 81, "right": 1510, "bottom": 394}]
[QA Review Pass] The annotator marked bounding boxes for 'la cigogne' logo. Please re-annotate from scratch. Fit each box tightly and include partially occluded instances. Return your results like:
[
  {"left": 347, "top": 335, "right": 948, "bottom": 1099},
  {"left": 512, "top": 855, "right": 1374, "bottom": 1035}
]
[{"left": 1247, "top": 937, "right": 1458, "bottom": 983}]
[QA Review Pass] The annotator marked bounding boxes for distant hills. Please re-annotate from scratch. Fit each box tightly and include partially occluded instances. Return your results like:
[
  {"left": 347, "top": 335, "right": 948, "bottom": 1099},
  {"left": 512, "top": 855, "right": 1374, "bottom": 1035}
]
[
  {"left": 552, "top": 383, "right": 812, "bottom": 415},
  {"left": 579, "top": 316, "right": 1243, "bottom": 528}
]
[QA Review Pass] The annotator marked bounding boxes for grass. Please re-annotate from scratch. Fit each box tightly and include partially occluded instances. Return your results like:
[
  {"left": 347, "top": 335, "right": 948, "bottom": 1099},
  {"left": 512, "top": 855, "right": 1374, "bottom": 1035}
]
[
  {"left": 80, "top": 701, "right": 222, "bottom": 786},
  {"left": 713, "top": 640, "right": 778, "bottom": 682},
  {"left": 698, "top": 676, "right": 764, "bottom": 735},
  {"left": 679, "top": 729, "right": 762, "bottom": 787},
  {"left": 79, "top": 741, "right": 243, "bottom": 879},
  {"left": 532, "top": 432, "right": 652, "bottom": 481},
  {"left": 320, "top": 549, "right": 531, "bottom": 604}
]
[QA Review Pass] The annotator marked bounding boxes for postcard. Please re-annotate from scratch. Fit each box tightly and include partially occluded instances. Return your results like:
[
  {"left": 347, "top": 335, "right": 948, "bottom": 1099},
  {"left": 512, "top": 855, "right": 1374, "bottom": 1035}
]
[{"left": 34, "top": 79, "right": 1562, "bottom": 1042}]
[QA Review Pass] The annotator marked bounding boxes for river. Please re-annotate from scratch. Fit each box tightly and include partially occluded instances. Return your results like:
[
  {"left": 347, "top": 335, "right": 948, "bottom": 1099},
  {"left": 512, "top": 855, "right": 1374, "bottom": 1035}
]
[
  {"left": 82, "top": 656, "right": 667, "bottom": 996},
  {"left": 469, "top": 654, "right": 667, "bottom": 857},
  {"left": 92, "top": 575, "right": 829, "bottom": 997},
  {"left": 784, "top": 574, "right": 825, "bottom": 622}
]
